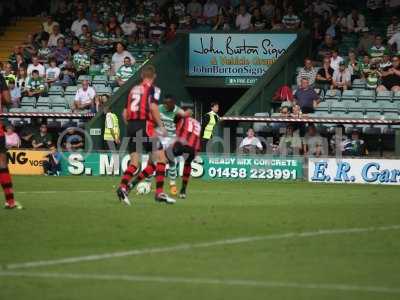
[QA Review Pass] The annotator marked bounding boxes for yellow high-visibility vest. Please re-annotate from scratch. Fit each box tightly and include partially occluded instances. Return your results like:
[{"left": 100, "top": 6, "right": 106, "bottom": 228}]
[
  {"left": 104, "top": 112, "right": 120, "bottom": 141},
  {"left": 202, "top": 111, "right": 218, "bottom": 140}
]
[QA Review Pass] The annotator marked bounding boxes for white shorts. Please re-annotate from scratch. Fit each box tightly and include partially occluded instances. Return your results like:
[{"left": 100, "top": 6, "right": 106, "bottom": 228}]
[{"left": 160, "top": 137, "right": 175, "bottom": 149}]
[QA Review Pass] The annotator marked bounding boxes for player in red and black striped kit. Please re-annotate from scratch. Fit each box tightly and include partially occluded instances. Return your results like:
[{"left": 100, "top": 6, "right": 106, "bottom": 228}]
[
  {"left": 0, "top": 74, "right": 22, "bottom": 209},
  {"left": 117, "top": 65, "right": 175, "bottom": 204},
  {"left": 166, "top": 106, "right": 201, "bottom": 199}
]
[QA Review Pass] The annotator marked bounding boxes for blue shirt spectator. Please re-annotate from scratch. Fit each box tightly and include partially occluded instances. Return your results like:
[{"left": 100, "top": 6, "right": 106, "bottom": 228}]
[{"left": 294, "top": 78, "right": 320, "bottom": 113}]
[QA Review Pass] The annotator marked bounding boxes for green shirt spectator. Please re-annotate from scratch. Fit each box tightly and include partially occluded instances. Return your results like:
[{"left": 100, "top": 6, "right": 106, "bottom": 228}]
[
  {"left": 116, "top": 57, "right": 138, "bottom": 86},
  {"left": 32, "top": 124, "right": 52, "bottom": 149},
  {"left": 73, "top": 48, "right": 90, "bottom": 73},
  {"left": 26, "top": 70, "right": 45, "bottom": 97}
]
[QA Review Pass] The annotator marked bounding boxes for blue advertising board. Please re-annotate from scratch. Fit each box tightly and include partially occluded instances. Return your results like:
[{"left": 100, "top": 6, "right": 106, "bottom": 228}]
[{"left": 188, "top": 33, "right": 297, "bottom": 77}]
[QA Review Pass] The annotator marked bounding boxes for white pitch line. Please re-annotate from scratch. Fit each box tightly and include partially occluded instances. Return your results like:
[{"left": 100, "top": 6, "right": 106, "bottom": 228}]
[
  {"left": 0, "top": 271, "right": 399, "bottom": 295},
  {"left": 3, "top": 225, "right": 400, "bottom": 271}
]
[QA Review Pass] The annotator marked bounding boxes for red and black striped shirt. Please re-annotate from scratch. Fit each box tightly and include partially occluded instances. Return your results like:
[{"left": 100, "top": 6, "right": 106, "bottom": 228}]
[
  {"left": 126, "top": 83, "right": 160, "bottom": 121},
  {"left": 176, "top": 116, "right": 201, "bottom": 151}
]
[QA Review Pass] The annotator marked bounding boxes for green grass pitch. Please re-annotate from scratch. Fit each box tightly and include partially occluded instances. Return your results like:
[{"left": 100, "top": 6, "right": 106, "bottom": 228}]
[{"left": 1, "top": 176, "right": 400, "bottom": 300}]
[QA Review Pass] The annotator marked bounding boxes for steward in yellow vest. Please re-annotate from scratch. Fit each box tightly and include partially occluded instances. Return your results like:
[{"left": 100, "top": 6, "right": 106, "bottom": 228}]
[
  {"left": 201, "top": 102, "right": 220, "bottom": 152},
  {"left": 103, "top": 106, "right": 120, "bottom": 150}
]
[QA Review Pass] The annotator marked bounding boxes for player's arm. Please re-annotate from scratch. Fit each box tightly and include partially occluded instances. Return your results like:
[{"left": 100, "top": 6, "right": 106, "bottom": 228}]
[{"left": 150, "top": 103, "right": 164, "bottom": 129}]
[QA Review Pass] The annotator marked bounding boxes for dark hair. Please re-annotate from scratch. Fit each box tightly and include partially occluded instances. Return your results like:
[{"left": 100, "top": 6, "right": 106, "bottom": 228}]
[
  {"left": 32, "top": 70, "right": 39, "bottom": 74},
  {"left": 164, "top": 94, "right": 174, "bottom": 100},
  {"left": 211, "top": 102, "right": 219, "bottom": 108}
]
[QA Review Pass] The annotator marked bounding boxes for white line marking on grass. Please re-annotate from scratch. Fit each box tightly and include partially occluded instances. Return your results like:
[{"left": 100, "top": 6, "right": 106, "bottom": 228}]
[
  {"left": 3, "top": 225, "right": 400, "bottom": 271},
  {"left": 0, "top": 271, "right": 399, "bottom": 295}
]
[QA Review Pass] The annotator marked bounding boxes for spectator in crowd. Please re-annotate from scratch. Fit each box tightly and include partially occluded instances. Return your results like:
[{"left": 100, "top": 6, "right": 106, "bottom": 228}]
[
  {"left": 8, "top": 79, "right": 21, "bottom": 108},
  {"left": 73, "top": 79, "right": 96, "bottom": 111},
  {"left": 360, "top": 54, "right": 372, "bottom": 78},
  {"left": 52, "top": 38, "right": 70, "bottom": 65},
  {"left": 330, "top": 48, "right": 344, "bottom": 71},
  {"left": 303, "top": 124, "right": 324, "bottom": 157},
  {"left": 294, "top": 77, "right": 320, "bottom": 114},
  {"left": 332, "top": 61, "right": 352, "bottom": 91},
  {"left": 37, "top": 39, "right": 52, "bottom": 65},
  {"left": 32, "top": 124, "right": 52, "bottom": 149},
  {"left": 317, "top": 34, "right": 336, "bottom": 59},
  {"left": 26, "top": 70, "right": 45, "bottom": 97},
  {"left": 62, "top": 127, "right": 84, "bottom": 150},
  {"left": 92, "top": 22, "right": 110, "bottom": 58},
  {"left": 20, "top": 33, "right": 37, "bottom": 58},
  {"left": 251, "top": 8, "right": 266, "bottom": 31},
  {"left": 282, "top": 5, "right": 301, "bottom": 29},
  {"left": 377, "top": 55, "right": 400, "bottom": 92},
  {"left": 369, "top": 35, "right": 389, "bottom": 62},
  {"left": 278, "top": 125, "right": 302, "bottom": 156},
  {"left": 149, "top": 14, "right": 167, "bottom": 43},
  {"left": 203, "top": 0, "right": 218, "bottom": 24},
  {"left": 111, "top": 42, "right": 135, "bottom": 74},
  {"left": 291, "top": 104, "right": 303, "bottom": 117},
  {"left": 20, "top": 129, "right": 34, "bottom": 149},
  {"left": 121, "top": 16, "right": 137, "bottom": 37},
  {"left": 42, "top": 15, "right": 59, "bottom": 35},
  {"left": 313, "top": 0, "right": 333, "bottom": 16},
  {"left": 387, "top": 16, "right": 400, "bottom": 39},
  {"left": 43, "top": 144, "right": 61, "bottom": 176},
  {"left": 239, "top": 128, "right": 263, "bottom": 154},
  {"left": 357, "top": 27, "right": 375, "bottom": 55},
  {"left": 316, "top": 57, "right": 334, "bottom": 90},
  {"left": 46, "top": 58, "right": 61, "bottom": 86},
  {"left": 343, "top": 129, "right": 366, "bottom": 156},
  {"left": 388, "top": 29, "right": 400, "bottom": 54},
  {"left": 236, "top": 6, "right": 252, "bottom": 31},
  {"left": 3, "top": 63, "right": 16, "bottom": 86},
  {"left": 48, "top": 24, "right": 64, "bottom": 48},
  {"left": 344, "top": 9, "right": 365, "bottom": 33},
  {"left": 187, "top": 0, "right": 202, "bottom": 22},
  {"left": 27, "top": 56, "right": 45, "bottom": 78},
  {"left": 5, "top": 125, "right": 21, "bottom": 149},
  {"left": 73, "top": 44, "right": 90, "bottom": 76},
  {"left": 261, "top": 0, "right": 275, "bottom": 23},
  {"left": 14, "top": 53, "right": 26, "bottom": 72},
  {"left": 366, "top": 63, "right": 381, "bottom": 89},
  {"left": 16, "top": 66, "right": 28, "bottom": 91},
  {"left": 116, "top": 57, "right": 137, "bottom": 86},
  {"left": 347, "top": 50, "right": 361, "bottom": 80},
  {"left": 71, "top": 10, "right": 89, "bottom": 37},
  {"left": 297, "top": 58, "right": 318, "bottom": 86}
]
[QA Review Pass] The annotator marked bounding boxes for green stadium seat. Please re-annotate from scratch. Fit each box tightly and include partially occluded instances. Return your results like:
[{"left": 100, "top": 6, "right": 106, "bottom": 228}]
[
  {"left": 312, "top": 111, "right": 329, "bottom": 117},
  {"left": 365, "top": 111, "right": 382, "bottom": 118},
  {"left": 324, "top": 89, "right": 341, "bottom": 101},
  {"left": 341, "top": 90, "right": 358, "bottom": 101},
  {"left": 52, "top": 106, "right": 66, "bottom": 113},
  {"left": 348, "top": 102, "right": 365, "bottom": 112},
  {"left": 21, "top": 97, "right": 36, "bottom": 105},
  {"left": 348, "top": 111, "right": 364, "bottom": 118},
  {"left": 48, "top": 85, "right": 64, "bottom": 96},
  {"left": 381, "top": 101, "right": 398, "bottom": 112},
  {"left": 92, "top": 75, "right": 108, "bottom": 85},
  {"left": 9, "top": 108, "right": 22, "bottom": 113},
  {"left": 352, "top": 79, "right": 366, "bottom": 89},
  {"left": 37, "top": 106, "right": 51, "bottom": 112},
  {"left": 329, "top": 111, "right": 347, "bottom": 117},
  {"left": 316, "top": 101, "right": 329, "bottom": 110},
  {"left": 134, "top": 53, "right": 147, "bottom": 63},
  {"left": 65, "top": 86, "right": 78, "bottom": 95},
  {"left": 384, "top": 112, "right": 398, "bottom": 119},
  {"left": 127, "top": 43, "right": 143, "bottom": 52},
  {"left": 95, "top": 86, "right": 112, "bottom": 95},
  {"left": 376, "top": 90, "right": 393, "bottom": 101},
  {"left": 366, "top": 102, "right": 381, "bottom": 113},
  {"left": 330, "top": 102, "right": 347, "bottom": 112},
  {"left": 36, "top": 97, "right": 50, "bottom": 107},
  {"left": 77, "top": 75, "right": 92, "bottom": 84},
  {"left": 65, "top": 95, "right": 76, "bottom": 108},
  {"left": 50, "top": 95, "right": 67, "bottom": 108},
  {"left": 358, "top": 90, "right": 375, "bottom": 101},
  {"left": 393, "top": 91, "right": 400, "bottom": 101},
  {"left": 253, "top": 112, "right": 270, "bottom": 133}
]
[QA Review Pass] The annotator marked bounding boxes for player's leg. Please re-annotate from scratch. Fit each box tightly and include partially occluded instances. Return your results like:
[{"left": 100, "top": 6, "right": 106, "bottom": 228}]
[
  {"left": 167, "top": 158, "right": 178, "bottom": 195},
  {"left": 154, "top": 148, "right": 175, "bottom": 204},
  {"left": 179, "top": 145, "right": 195, "bottom": 199},
  {"left": 0, "top": 137, "right": 22, "bottom": 209},
  {"left": 128, "top": 153, "right": 156, "bottom": 191}
]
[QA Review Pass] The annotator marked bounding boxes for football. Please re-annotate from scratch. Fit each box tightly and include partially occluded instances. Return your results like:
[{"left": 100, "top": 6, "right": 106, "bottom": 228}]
[{"left": 136, "top": 181, "right": 151, "bottom": 195}]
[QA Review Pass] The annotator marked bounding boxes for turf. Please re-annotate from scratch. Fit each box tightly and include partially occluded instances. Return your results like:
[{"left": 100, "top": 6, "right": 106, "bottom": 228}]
[{"left": 0, "top": 176, "right": 400, "bottom": 300}]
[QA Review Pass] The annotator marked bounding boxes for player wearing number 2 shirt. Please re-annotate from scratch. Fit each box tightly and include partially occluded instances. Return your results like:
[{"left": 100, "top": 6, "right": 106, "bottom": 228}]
[
  {"left": 167, "top": 106, "right": 201, "bottom": 199},
  {"left": 117, "top": 65, "right": 175, "bottom": 205}
]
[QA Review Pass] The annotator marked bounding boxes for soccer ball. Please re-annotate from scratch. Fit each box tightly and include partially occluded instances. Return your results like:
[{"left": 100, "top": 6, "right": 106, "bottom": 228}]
[{"left": 136, "top": 182, "right": 151, "bottom": 195}]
